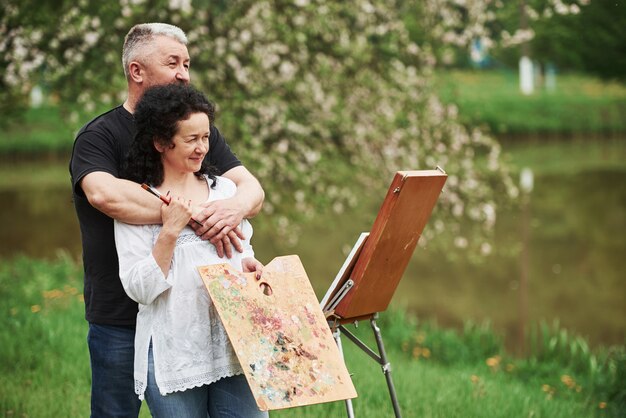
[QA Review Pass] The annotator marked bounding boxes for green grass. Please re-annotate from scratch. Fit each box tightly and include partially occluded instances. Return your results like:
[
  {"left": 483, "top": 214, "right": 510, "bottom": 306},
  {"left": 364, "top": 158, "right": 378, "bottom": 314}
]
[
  {"left": 0, "top": 105, "right": 77, "bottom": 156},
  {"left": 1, "top": 256, "right": 622, "bottom": 417},
  {"left": 435, "top": 70, "right": 626, "bottom": 137}
]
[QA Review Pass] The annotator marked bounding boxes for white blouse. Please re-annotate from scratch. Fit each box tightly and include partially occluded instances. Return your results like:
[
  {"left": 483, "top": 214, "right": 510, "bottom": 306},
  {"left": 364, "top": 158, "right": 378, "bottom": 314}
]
[{"left": 114, "top": 175, "right": 254, "bottom": 399}]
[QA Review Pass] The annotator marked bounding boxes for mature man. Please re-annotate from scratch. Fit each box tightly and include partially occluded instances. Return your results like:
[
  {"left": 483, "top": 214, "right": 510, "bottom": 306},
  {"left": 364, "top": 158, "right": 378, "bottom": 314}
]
[{"left": 69, "top": 23, "right": 264, "bottom": 417}]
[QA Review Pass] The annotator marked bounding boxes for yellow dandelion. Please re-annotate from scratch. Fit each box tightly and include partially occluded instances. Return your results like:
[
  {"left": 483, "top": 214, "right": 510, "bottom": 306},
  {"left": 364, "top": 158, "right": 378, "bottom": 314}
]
[
  {"left": 412, "top": 347, "right": 422, "bottom": 359},
  {"left": 486, "top": 356, "right": 500, "bottom": 367},
  {"left": 470, "top": 375, "right": 480, "bottom": 384},
  {"left": 541, "top": 384, "right": 552, "bottom": 393},
  {"left": 65, "top": 285, "right": 79, "bottom": 295},
  {"left": 421, "top": 348, "right": 431, "bottom": 358},
  {"left": 43, "top": 289, "right": 64, "bottom": 299},
  {"left": 560, "top": 375, "right": 576, "bottom": 389},
  {"left": 486, "top": 355, "right": 501, "bottom": 372},
  {"left": 415, "top": 333, "right": 426, "bottom": 344},
  {"left": 31, "top": 305, "right": 41, "bottom": 313},
  {"left": 598, "top": 402, "right": 607, "bottom": 409}
]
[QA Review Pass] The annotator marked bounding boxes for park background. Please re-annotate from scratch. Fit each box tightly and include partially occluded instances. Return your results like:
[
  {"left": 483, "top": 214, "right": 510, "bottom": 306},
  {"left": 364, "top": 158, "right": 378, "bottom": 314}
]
[{"left": 0, "top": 1, "right": 624, "bottom": 417}]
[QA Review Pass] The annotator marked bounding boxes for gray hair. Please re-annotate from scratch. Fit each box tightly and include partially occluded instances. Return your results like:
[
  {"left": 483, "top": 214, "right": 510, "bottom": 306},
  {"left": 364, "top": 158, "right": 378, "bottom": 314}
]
[{"left": 122, "top": 23, "right": 188, "bottom": 79}]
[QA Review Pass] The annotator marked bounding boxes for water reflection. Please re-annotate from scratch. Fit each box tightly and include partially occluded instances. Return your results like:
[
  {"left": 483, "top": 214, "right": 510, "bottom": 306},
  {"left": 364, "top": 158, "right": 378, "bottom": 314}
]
[
  {"left": 395, "top": 168, "right": 626, "bottom": 349},
  {"left": 0, "top": 169, "right": 624, "bottom": 349},
  {"left": 0, "top": 185, "right": 82, "bottom": 259}
]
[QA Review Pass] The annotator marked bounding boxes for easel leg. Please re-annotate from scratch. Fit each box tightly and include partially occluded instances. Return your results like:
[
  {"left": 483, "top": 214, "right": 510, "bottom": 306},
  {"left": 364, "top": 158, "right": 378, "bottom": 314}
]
[
  {"left": 370, "top": 314, "right": 402, "bottom": 418},
  {"left": 338, "top": 316, "right": 403, "bottom": 418},
  {"left": 334, "top": 329, "right": 355, "bottom": 418}
]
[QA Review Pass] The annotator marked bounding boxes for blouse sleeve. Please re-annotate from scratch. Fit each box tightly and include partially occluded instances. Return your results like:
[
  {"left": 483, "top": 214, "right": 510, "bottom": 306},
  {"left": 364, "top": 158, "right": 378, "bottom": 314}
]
[
  {"left": 240, "top": 219, "right": 255, "bottom": 260},
  {"left": 114, "top": 221, "right": 172, "bottom": 305}
]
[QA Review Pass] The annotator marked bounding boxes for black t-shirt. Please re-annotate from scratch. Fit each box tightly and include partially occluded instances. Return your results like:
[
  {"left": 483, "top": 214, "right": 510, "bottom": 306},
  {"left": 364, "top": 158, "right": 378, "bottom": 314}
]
[{"left": 69, "top": 105, "right": 241, "bottom": 326}]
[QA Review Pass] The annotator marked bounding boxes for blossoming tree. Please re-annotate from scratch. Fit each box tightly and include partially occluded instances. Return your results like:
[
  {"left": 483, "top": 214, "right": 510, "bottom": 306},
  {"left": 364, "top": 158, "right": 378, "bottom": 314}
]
[{"left": 2, "top": 0, "right": 527, "bottom": 253}]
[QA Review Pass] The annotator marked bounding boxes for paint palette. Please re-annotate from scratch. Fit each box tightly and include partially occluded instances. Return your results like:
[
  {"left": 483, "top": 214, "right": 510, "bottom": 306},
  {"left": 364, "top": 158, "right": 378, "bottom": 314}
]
[{"left": 198, "top": 255, "right": 357, "bottom": 411}]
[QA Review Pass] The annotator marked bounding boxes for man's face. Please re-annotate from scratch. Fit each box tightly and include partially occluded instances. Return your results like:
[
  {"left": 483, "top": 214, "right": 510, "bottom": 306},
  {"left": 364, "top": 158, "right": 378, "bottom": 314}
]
[{"left": 140, "top": 35, "right": 190, "bottom": 88}]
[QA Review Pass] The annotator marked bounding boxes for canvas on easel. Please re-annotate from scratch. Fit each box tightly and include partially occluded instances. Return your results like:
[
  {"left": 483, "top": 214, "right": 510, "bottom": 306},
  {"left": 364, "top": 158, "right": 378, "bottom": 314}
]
[
  {"left": 320, "top": 232, "right": 369, "bottom": 316},
  {"left": 198, "top": 255, "right": 357, "bottom": 412},
  {"left": 323, "top": 169, "right": 448, "bottom": 320}
]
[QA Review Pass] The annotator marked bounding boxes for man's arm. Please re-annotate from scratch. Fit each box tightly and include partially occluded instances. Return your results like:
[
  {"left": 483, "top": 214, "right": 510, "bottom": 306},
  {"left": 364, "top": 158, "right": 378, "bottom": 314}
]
[
  {"left": 222, "top": 165, "right": 264, "bottom": 218},
  {"left": 192, "top": 166, "right": 264, "bottom": 256},
  {"left": 81, "top": 171, "right": 162, "bottom": 224}
]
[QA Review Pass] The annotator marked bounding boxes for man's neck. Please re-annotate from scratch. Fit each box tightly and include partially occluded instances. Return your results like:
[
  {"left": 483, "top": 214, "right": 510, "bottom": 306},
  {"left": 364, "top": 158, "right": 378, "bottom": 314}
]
[
  {"left": 122, "top": 99, "right": 135, "bottom": 114},
  {"left": 124, "top": 85, "right": 141, "bottom": 114}
]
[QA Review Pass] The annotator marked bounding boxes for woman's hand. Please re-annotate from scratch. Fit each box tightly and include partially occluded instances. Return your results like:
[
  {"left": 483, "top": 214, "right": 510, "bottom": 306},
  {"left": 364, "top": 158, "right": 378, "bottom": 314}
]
[
  {"left": 161, "top": 195, "right": 192, "bottom": 235},
  {"left": 242, "top": 257, "right": 263, "bottom": 280},
  {"left": 152, "top": 195, "right": 192, "bottom": 277}
]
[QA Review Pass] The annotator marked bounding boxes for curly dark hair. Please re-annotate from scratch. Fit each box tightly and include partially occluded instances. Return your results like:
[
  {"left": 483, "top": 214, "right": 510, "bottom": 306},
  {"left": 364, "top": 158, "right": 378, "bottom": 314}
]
[{"left": 123, "top": 83, "right": 218, "bottom": 187}]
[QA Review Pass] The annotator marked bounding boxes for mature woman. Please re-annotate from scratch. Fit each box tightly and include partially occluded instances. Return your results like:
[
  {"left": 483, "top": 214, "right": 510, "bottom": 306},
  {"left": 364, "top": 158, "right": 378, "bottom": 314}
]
[{"left": 114, "top": 83, "right": 267, "bottom": 418}]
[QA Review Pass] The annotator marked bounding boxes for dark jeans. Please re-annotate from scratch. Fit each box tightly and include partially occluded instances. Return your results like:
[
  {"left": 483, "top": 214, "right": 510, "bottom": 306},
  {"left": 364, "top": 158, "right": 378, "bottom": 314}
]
[{"left": 88, "top": 323, "right": 141, "bottom": 418}]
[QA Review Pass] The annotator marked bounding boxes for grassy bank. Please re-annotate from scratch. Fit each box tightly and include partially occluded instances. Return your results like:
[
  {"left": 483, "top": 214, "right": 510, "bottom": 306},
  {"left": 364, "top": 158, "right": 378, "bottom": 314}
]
[
  {"left": 0, "top": 105, "right": 77, "bottom": 157},
  {"left": 435, "top": 70, "right": 626, "bottom": 137},
  {"left": 1, "top": 256, "right": 623, "bottom": 417}
]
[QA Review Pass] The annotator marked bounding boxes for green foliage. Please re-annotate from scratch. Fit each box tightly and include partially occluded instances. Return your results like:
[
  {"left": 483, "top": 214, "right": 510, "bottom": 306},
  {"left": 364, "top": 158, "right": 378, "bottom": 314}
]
[
  {"left": 523, "top": 1, "right": 626, "bottom": 82},
  {"left": 521, "top": 321, "right": 626, "bottom": 415},
  {"left": 372, "top": 309, "right": 502, "bottom": 365},
  {"left": 413, "top": 0, "right": 624, "bottom": 83},
  {"left": 0, "top": 1, "right": 128, "bottom": 122},
  {"left": 0, "top": 0, "right": 515, "bottom": 256}
]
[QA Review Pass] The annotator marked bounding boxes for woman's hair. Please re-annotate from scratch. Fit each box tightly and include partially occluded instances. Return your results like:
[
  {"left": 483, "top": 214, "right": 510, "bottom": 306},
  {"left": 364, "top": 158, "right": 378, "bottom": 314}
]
[
  {"left": 122, "top": 23, "right": 187, "bottom": 80},
  {"left": 123, "top": 83, "right": 217, "bottom": 186}
]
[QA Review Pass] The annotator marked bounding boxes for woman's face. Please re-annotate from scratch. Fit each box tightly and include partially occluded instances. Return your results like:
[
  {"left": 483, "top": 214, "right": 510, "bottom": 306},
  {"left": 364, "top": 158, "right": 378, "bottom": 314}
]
[{"left": 157, "top": 112, "right": 210, "bottom": 174}]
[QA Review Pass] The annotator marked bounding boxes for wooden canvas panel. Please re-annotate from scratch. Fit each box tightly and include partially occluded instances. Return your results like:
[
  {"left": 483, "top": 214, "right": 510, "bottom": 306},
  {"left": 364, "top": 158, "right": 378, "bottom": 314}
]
[
  {"left": 198, "top": 255, "right": 357, "bottom": 411},
  {"left": 320, "top": 232, "right": 369, "bottom": 314},
  {"left": 334, "top": 170, "right": 447, "bottom": 319}
]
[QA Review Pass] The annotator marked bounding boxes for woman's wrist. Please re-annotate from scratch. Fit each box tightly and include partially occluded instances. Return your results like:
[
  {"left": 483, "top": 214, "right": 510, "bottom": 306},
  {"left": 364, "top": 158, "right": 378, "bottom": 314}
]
[{"left": 159, "top": 225, "right": 181, "bottom": 241}]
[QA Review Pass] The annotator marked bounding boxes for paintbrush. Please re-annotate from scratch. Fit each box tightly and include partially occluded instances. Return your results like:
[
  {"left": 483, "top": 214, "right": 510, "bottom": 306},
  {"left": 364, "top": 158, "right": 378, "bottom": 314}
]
[{"left": 141, "top": 183, "right": 203, "bottom": 226}]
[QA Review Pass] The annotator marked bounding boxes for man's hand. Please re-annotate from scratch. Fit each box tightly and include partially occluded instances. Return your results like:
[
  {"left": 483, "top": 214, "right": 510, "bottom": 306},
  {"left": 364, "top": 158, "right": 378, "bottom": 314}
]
[{"left": 191, "top": 197, "right": 246, "bottom": 258}]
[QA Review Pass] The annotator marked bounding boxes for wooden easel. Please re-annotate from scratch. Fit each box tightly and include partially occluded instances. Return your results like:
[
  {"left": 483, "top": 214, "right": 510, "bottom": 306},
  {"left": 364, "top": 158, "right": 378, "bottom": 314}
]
[{"left": 321, "top": 168, "right": 448, "bottom": 418}]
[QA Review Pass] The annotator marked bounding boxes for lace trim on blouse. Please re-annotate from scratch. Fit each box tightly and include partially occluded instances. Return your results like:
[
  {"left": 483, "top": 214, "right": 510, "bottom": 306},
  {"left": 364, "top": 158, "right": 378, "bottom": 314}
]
[{"left": 135, "top": 365, "right": 243, "bottom": 398}]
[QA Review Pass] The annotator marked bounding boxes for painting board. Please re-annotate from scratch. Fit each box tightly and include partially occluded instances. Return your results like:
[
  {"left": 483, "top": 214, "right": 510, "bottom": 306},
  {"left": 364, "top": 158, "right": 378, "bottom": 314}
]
[
  {"left": 333, "top": 170, "right": 447, "bottom": 319},
  {"left": 198, "top": 255, "right": 357, "bottom": 411},
  {"left": 320, "top": 232, "right": 369, "bottom": 314}
]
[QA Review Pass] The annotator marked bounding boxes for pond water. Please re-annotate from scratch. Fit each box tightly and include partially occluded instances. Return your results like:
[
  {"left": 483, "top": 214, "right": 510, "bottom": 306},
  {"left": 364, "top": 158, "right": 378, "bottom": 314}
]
[{"left": 0, "top": 162, "right": 624, "bottom": 350}]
